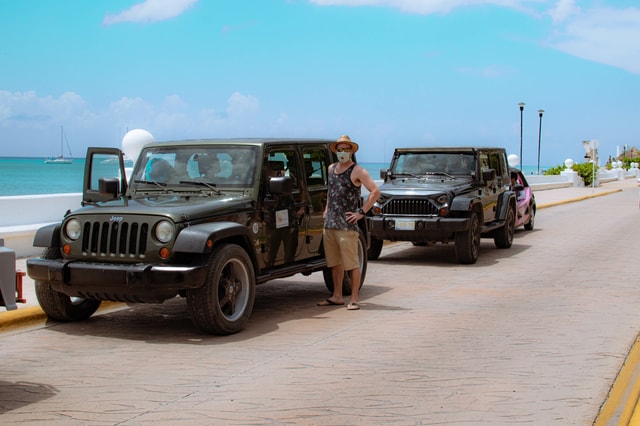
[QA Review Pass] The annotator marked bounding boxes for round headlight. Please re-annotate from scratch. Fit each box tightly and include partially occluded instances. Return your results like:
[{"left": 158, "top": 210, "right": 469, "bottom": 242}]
[
  {"left": 155, "top": 220, "right": 175, "bottom": 243},
  {"left": 436, "top": 194, "right": 449, "bottom": 205},
  {"left": 65, "top": 219, "right": 82, "bottom": 240}
]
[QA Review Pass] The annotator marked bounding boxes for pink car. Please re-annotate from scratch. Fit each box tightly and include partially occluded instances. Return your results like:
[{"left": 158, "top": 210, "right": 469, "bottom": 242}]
[{"left": 510, "top": 168, "right": 536, "bottom": 230}]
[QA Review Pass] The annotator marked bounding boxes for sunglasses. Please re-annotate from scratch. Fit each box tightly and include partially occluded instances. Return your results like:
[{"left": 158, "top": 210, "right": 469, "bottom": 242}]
[{"left": 336, "top": 147, "right": 352, "bottom": 153}]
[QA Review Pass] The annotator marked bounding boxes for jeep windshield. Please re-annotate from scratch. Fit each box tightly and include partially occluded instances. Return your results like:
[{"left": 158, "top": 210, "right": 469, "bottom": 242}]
[
  {"left": 390, "top": 152, "right": 475, "bottom": 178},
  {"left": 130, "top": 145, "right": 258, "bottom": 194}
]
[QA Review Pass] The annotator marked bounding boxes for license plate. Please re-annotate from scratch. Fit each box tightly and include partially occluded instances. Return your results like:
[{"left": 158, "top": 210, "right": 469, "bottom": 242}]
[{"left": 395, "top": 219, "right": 415, "bottom": 231}]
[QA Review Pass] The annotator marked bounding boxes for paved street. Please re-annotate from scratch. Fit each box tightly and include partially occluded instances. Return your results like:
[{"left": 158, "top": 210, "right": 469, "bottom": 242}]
[{"left": 1, "top": 180, "right": 639, "bottom": 424}]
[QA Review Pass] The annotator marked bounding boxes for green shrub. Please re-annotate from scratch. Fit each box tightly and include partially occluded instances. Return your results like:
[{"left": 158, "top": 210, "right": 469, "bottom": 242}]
[
  {"left": 572, "top": 162, "right": 598, "bottom": 186},
  {"left": 544, "top": 162, "right": 598, "bottom": 185},
  {"left": 543, "top": 164, "right": 565, "bottom": 176},
  {"left": 618, "top": 156, "right": 639, "bottom": 169}
]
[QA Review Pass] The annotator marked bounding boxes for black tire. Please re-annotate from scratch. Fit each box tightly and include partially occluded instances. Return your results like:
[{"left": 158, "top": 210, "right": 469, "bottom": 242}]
[
  {"left": 323, "top": 229, "right": 368, "bottom": 295},
  {"left": 494, "top": 206, "right": 515, "bottom": 249},
  {"left": 34, "top": 247, "right": 101, "bottom": 322},
  {"left": 524, "top": 203, "right": 535, "bottom": 231},
  {"left": 455, "top": 213, "right": 480, "bottom": 264},
  {"left": 367, "top": 237, "right": 384, "bottom": 260},
  {"left": 187, "top": 244, "right": 256, "bottom": 335}
]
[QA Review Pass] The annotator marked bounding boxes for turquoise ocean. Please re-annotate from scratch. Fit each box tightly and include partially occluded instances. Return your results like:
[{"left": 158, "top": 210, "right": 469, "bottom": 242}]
[{"left": 0, "top": 157, "right": 546, "bottom": 197}]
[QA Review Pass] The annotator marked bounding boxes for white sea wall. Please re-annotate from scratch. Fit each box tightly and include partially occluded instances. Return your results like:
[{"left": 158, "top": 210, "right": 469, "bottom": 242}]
[
  {"left": 0, "top": 193, "right": 82, "bottom": 257},
  {"left": 598, "top": 163, "right": 640, "bottom": 184}
]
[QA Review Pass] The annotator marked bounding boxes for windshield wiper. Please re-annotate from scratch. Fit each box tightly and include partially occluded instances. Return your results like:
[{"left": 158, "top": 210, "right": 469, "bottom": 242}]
[
  {"left": 422, "top": 172, "right": 455, "bottom": 179},
  {"left": 391, "top": 172, "right": 420, "bottom": 178},
  {"left": 179, "top": 180, "right": 221, "bottom": 194},
  {"left": 133, "top": 179, "right": 168, "bottom": 190}
]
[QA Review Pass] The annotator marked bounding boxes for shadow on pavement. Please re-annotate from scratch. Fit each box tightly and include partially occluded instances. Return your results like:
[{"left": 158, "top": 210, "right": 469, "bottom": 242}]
[
  {"left": 39, "top": 278, "right": 394, "bottom": 344},
  {"left": 0, "top": 380, "right": 59, "bottom": 414},
  {"left": 372, "top": 239, "right": 534, "bottom": 266}
]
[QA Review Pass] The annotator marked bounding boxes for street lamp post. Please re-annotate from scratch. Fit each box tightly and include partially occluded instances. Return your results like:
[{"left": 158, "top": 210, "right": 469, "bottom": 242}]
[
  {"left": 537, "top": 109, "right": 544, "bottom": 175},
  {"left": 519, "top": 102, "right": 525, "bottom": 169}
]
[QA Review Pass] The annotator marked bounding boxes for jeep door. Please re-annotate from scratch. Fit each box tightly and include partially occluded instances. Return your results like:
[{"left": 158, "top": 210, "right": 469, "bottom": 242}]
[
  {"left": 479, "top": 151, "right": 498, "bottom": 222},
  {"left": 83, "top": 147, "right": 128, "bottom": 204},
  {"left": 301, "top": 145, "right": 331, "bottom": 256},
  {"left": 479, "top": 150, "right": 509, "bottom": 222},
  {"left": 262, "top": 147, "right": 309, "bottom": 266}
]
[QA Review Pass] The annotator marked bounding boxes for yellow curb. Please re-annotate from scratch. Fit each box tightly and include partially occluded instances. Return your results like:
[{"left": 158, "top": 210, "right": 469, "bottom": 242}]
[
  {"left": 0, "top": 306, "right": 46, "bottom": 330},
  {"left": 537, "top": 189, "right": 622, "bottom": 209},
  {"left": 594, "top": 334, "right": 640, "bottom": 426},
  {"left": 0, "top": 301, "right": 123, "bottom": 332}
]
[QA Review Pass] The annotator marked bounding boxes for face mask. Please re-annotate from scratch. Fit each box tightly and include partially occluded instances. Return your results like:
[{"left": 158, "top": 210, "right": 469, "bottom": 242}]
[{"left": 337, "top": 151, "right": 350, "bottom": 163}]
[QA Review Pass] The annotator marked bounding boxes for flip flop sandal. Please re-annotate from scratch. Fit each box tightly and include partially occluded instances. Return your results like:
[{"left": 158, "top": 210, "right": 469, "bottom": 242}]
[{"left": 317, "top": 299, "right": 344, "bottom": 306}]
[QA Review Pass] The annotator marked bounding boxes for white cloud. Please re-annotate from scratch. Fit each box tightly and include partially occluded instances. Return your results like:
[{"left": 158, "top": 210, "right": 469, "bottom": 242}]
[
  {"left": 310, "top": 0, "right": 640, "bottom": 75},
  {"left": 0, "top": 89, "right": 270, "bottom": 153},
  {"left": 109, "top": 96, "right": 154, "bottom": 116},
  {"left": 548, "top": 6, "right": 640, "bottom": 74},
  {"left": 0, "top": 90, "right": 88, "bottom": 126},
  {"left": 103, "top": 0, "right": 198, "bottom": 25},
  {"left": 163, "top": 94, "right": 188, "bottom": 111},
  {"left": 226, "top": 92, "right": 260, "bottom": 118},
  {"left": 547, "top": 0, "right": 579, "bottom": 24},
  {"left": 309, "top": 0, "right": 523, "bottom": 15}
]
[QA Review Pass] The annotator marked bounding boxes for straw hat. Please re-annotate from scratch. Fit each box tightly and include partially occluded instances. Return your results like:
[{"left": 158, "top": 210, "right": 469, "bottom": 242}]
[{"left": 330, "top": 134, "right": 359, "bottom": 153}]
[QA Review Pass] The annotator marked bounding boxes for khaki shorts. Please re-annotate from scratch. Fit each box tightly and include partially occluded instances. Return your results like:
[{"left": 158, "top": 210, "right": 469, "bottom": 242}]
[{"left": 323, "top": 228, "right": 360, "bottom": 271}]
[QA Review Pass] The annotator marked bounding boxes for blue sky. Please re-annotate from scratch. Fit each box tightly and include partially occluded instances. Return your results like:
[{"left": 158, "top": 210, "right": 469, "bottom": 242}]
[{"left": 1, "top": 0, "right": 639, "bottom": 166}]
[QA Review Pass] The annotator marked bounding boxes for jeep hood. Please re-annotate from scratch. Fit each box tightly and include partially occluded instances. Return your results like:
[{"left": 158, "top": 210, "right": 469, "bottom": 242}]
[
  {"left": 379, "top": 178, "right": 473, "bottom": 196},
  {"left": 69, "top": 194, "right": 254, "bottom": 223}
]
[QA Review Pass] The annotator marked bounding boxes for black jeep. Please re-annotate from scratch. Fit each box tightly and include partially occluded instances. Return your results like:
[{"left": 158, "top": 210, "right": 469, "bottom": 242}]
[
  {"left": 27, "top": 138, "right": 368, "bottom": 334},
  {"left": 367, "top": 147, "right": 516, "bottom": 264}
]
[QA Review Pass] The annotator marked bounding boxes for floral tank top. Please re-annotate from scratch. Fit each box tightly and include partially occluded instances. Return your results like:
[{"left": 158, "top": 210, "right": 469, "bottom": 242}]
[{"left": 324, "top": 163, "right": 360, "bottom": 232}]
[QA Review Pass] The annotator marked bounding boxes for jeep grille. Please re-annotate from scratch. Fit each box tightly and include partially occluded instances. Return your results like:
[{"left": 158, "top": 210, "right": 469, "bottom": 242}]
[
  {"left": 382, "top": 199, "right": 439, "bottom": 216},
  {"left": 81, "top": 220, "right": 149, "bottom": 258}
]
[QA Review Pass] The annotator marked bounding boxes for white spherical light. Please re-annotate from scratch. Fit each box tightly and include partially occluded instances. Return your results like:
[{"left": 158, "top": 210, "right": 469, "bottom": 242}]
[
  {"left": 564, "top": 158, "right": 574, "bottom": 169},
  {"left": 507, "top": 154, "right": 519, "bottom": 167},
  {"left": 122, "top": 129, "right": 154, "bottom": 164}
]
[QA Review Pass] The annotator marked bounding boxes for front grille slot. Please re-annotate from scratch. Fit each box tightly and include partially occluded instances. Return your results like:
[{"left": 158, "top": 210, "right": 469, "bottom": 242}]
[
  {"left": 81, "top": 220, "right": 149, "bottom": 258},
  {"left": 382, "top": 199, "right": 439, "bottom": 216}
]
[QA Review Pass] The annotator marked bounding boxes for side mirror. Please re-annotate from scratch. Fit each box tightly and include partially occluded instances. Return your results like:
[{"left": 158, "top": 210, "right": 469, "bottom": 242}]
[
  {"left": 269, "top": 176, "right": 293, "bottom": 196},
  {"left": 99, "top": 178, "right": 120, "bottom": 199},
  {"left": 482, "top": 169, "right": 496, "bottom": 182},
  {"left": 380, "top": 169, "right": 388, "bottom": 180}
]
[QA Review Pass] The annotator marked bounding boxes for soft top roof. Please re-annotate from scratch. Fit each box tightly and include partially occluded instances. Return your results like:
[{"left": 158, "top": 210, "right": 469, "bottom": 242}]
[
  {"left": 143, "top": 138, "right": 335, "bottom": 149},
  {"left": 393, "top": 147, "right": 505, "bottom": 154}
]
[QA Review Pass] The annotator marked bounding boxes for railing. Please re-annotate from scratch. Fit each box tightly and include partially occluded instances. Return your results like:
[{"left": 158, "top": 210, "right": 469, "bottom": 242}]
[{"left": 0, "top": 193, "right": 82, "bottom": 257}]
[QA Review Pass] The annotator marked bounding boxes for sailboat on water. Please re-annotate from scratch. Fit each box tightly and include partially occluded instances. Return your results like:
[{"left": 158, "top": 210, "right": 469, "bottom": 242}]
[{"left": 44, "top": 126, "right": 73, "bottom": 164}]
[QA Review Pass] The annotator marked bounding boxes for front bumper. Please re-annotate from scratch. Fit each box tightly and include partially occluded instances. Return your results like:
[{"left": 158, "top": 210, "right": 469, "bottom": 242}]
[
  {"left": 369, "top": 216, "right": 470, "bottom": 241},
  {"left": 27, "top": 258, "right": 208, "bottom": 303}
]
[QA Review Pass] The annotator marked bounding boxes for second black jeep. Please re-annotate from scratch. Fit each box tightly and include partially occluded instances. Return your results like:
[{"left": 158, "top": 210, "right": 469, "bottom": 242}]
[{"left": 368, "top": 147, "right": 516, "bottom": 264}]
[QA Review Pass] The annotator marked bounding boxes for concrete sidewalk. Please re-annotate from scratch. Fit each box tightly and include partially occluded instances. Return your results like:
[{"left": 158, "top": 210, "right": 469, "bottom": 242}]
[{"left": 1, "top": 177, "right": 638, "bottom": 424}]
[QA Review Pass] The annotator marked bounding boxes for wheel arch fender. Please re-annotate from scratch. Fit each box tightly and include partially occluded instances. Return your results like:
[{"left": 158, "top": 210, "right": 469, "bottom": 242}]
[
  {"left": 174, "top": 222, "right": 255, "bottom": 258},
  {"left": 451, "top": 196, "right": 484, "bottom": 220},
  {"left": 497, "top": 191, "right": 517, "bottom": 220},
  {"left": 33, "top": 223, "right": 61, "bottom": 248}
]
